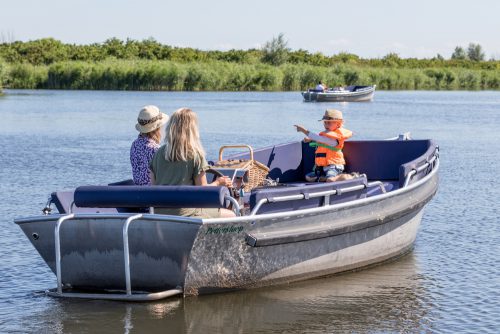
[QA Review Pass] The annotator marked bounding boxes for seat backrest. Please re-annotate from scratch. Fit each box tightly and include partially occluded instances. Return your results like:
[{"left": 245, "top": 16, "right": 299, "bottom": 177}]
[
  {"left": 227, "top": 141, "right": 305, "bottom": 183},
  {"left": 343, "top": 140, "right": 435, "bottom": 187},
  {"left": 303, "top": 139, "right": 435, "bottom": 187},
  {"left": 74, "top": 185, "right": 229, "bottom": 209}
]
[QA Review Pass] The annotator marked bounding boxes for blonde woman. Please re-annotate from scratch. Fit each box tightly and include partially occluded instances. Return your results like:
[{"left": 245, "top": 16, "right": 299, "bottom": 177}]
[
  {"left": 149, "top": 107, "right": 235, "bottom": 218},
  {"left": 130, "top": 105, "right": 168, "bottom": 185}
]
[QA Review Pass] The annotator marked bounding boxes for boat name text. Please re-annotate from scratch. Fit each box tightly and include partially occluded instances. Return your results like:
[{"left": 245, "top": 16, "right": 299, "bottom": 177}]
[{"left": 206, "top": 226, "right": 244, "bottom": 235}]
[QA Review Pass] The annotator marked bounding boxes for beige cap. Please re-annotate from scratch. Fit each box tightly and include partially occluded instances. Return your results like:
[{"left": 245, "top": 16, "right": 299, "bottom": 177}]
[
  {"left": 135, "top": 105, "right": 168, "bottom": 133},
  {"left": 319, "top": 109, "right": 343, "bottom": 121}
]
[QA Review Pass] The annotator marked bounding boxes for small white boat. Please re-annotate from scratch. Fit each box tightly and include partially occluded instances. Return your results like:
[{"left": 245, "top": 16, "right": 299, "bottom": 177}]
[{"left": 302, "top": 85, "right": 376, "bottom": 102}]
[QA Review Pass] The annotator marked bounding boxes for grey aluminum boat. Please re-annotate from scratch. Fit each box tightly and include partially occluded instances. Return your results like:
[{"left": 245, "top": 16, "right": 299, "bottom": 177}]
[
  {"left": 302, "top": 85, "right": 376, "bottom": 102},
  {"left": 15, "top": 135, "right": 438, "bottom": 301}
]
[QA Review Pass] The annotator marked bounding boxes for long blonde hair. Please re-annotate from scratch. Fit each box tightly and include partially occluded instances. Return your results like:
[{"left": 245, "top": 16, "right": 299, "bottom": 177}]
[
  {"left": 164, "top": 107, "right": 205, "bottom": 161},
  {"left": 143, "top": 127, "right": 161, "bottom": 144}
]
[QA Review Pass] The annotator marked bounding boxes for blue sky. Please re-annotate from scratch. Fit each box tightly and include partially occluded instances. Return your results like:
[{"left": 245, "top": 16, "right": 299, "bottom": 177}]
[{"left": 1, "top": 0, "right": 499, "bottom": 59}]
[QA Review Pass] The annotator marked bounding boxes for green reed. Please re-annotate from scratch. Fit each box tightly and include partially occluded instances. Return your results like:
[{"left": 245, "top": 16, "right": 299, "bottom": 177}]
[{"left": 3, "top": 59, "right": 500, "bottom": 91}]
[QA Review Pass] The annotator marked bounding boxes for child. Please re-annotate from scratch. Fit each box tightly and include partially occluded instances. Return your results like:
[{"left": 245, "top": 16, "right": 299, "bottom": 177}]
[{"left": 294, "top": 109, "right": 353, "bottom": 182}]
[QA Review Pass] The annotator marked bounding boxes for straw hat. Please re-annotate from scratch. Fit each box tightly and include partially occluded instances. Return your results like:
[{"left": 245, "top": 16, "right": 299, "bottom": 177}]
[
  {"left": 135, "top": 105, "right": 168, "bottom": 133},
  {"left": 319, "top": 109, "right": 343, "bottom": 121}
]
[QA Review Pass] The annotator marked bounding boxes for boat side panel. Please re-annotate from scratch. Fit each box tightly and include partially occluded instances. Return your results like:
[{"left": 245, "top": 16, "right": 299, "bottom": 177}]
[
  {"left": 317, "top": 91, "right": 374, "bottom": 102},
  {"left": 18, "top": 217, "right": 200, "bottom": 290},
  {"left": 260, "top": 210, "right": 423, "bottom": 282}
]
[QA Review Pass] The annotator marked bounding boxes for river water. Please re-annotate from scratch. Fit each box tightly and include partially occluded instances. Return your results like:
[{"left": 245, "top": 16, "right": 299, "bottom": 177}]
[{"left": 0, "top": 90, "right": 499, "bottom": 333}]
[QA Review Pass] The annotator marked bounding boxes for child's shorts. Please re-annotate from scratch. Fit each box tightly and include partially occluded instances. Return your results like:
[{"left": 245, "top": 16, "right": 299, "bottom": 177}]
[{"left": 306, "top": 164, "right": 344, "bottom": 180}]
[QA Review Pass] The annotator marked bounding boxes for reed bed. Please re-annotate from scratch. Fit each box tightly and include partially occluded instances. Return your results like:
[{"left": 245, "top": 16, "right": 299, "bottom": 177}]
[{"left": 3, "top": 59, "right": 499, "bottom": 91}]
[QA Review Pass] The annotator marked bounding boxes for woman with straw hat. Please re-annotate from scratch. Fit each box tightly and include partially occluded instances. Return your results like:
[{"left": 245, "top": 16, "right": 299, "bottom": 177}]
[{"left": 130, "top": 105, "right": 168, "bottom": 185}]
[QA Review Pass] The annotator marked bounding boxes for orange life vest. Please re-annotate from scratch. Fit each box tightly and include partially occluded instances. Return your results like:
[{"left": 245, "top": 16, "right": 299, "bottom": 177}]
[{"left": 314, "top": 128, "right": 353, "bottom": 166}]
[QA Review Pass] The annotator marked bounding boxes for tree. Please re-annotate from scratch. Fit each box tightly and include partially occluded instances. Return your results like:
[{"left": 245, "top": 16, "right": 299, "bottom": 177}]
[
  {"left": 261, "top": 33, "right": 290, "bottom": 66},
  {"left": 382, "top": 53, "right": 402, "bottom": 67},
  {"left": 467, "top": 43, "right": 485, "bottom": 61},
  {"left": 103, "top": 38, "right": 125, "bottom": 58},
  {"left": 451, "top": 46, "right": 466, "bottom": 60}
]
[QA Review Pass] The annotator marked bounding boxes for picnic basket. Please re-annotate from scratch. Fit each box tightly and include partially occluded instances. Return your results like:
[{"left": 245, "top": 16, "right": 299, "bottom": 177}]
[{"left": 214, "top": 145, "right": 269, "bottom": 192}]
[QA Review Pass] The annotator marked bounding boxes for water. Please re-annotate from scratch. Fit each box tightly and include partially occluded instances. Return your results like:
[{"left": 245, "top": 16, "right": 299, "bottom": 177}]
[{"left": 1, "top": 90, "right": 499, "bottom": 333}]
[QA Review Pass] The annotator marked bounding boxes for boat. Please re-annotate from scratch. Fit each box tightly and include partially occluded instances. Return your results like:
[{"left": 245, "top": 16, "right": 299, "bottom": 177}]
[
  {"left": 14, "top": 134, "right": 439, "bottom": 301},
  {"left": 302, "top": 85, "right": 376, "bottom": 102}
]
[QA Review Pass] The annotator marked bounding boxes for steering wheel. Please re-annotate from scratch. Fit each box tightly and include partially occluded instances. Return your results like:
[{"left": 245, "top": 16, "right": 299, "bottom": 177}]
[
  {"left": 206, "top": 168, "right": 238, "bottom": 198},
  {"left": 206, "top": 167, "right": 224, "bottom": 182}
]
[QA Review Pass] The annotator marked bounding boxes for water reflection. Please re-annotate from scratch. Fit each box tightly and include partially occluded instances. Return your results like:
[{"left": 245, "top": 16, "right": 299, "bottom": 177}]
[{"left": 25, "top": 253, "right": 431, "bottom": 333}]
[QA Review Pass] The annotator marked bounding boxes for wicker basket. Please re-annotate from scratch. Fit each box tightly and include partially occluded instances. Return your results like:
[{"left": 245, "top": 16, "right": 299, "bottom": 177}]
[{"left": 213, "top": 145, "right": 269, "bottom": 192}]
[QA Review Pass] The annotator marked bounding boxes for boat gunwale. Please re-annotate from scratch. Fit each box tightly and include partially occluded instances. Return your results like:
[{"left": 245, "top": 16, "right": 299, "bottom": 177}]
[
  {"left": 14, "top": 157, "right": 438, "bottom": 226},
  {"left": 14, "top": 212, "right": 203, "bottom": 225}
]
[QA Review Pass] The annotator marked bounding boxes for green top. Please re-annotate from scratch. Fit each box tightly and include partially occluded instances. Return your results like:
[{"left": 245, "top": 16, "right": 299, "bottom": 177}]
[
  {"left": 150, "top": 145, "right": 209, "bottom": 186},
  {"left": 149, "top": 145, "right": 210, "bottom": 216}
]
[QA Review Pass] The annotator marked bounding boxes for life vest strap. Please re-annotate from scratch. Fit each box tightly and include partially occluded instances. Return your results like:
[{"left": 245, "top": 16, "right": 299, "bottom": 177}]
[{"left": 309, "top": 142, "right": 342, "bottom": 152}]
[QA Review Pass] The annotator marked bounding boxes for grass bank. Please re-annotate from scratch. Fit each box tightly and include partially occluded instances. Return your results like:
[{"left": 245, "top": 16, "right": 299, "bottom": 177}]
[{"left": 3, "top": 59, "right": 499, "bottom": 91}]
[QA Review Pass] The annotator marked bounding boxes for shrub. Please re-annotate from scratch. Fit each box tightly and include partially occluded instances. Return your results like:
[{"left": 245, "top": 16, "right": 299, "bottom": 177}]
[{"left": 6, "top": 63, "right": 47, "bottom": 88}]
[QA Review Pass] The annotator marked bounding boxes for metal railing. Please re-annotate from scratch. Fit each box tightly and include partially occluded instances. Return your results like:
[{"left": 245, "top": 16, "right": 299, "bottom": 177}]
[
  {"left": 54, "top": 214, "right": 75, "bottom": 294},
  {"left": 122, "top": 214, "right": 143, "bottom": 295},
  {"left": 249, "top": 183, "right": 367, "bottom": 216},
  {"left": 248, "top": 156, "right": 440, "bottom": 216},
  {"left": 50, "top": 213, "right": 187, "bottom": 301},
  {"left": 403, "top": 151, "right": 439, "bottom": 188}
]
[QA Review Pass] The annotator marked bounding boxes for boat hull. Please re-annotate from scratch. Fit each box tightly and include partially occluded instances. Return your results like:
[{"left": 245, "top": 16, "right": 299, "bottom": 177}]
[{"left": 16, "top": 167, "right": 438, "bottom": 296}]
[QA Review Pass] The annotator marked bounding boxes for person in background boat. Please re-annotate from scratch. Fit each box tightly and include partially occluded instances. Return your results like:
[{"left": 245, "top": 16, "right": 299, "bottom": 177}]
[
  {"left": 149, "top": 107, "right": 235, "bottom": 218},
  {"left": 294, "top": 109, "right": 353, "bottom": 182},
  {"left": 130, "top": 105, "right": 168, "bottom": 185},
  {"left": 332, "top": 86, "right": 345, "bottom": 91},
  {"left": 315, "top": 81, "right": 328, "bottom": 92}
]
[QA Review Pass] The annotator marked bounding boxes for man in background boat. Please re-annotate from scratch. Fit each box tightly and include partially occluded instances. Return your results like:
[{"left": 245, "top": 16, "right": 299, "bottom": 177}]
[
  {"left": 315, "top": 81, "right": 328, "bottom": 92},
  {"left": 294, "top": 109, "right": 353, "bottom": 182}
]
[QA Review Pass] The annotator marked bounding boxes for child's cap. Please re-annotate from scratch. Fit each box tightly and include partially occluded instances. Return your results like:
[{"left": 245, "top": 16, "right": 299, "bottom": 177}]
[{"left": 319, "top": 109, "right": 343, "bottom": 121}]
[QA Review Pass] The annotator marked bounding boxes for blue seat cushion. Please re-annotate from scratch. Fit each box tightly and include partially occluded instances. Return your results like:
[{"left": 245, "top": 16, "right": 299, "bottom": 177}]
[{"left": 74, "top": 185, "right": 229, "bottom": 209}]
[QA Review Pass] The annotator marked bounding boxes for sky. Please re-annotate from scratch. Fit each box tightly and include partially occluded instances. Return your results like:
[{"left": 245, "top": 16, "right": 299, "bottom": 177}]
[{"left": 1, "top": 0, "right": 499, "bottom": 59}]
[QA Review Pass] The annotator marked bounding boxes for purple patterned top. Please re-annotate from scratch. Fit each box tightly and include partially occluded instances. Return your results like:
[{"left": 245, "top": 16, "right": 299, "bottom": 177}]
[{"left": 130, "top": 135, "right": 160, "bottom": 185}]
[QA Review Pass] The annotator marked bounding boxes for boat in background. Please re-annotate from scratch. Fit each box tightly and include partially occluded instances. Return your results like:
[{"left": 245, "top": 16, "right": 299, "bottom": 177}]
[{"left": 302, "top": 85, "right": 376, "bottom": 102}]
